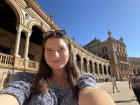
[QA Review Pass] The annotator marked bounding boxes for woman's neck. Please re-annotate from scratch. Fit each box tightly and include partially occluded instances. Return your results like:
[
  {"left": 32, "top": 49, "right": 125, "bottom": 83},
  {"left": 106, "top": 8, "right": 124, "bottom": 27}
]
[{"left": 50, "top": 69, "right": 68, "bottom": 86}]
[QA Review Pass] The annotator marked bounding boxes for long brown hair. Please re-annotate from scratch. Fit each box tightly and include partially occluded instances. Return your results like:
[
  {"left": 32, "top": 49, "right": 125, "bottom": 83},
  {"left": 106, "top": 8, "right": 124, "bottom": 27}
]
[{"left": 30, "top": 30, "right": 80, "bottom": 98}]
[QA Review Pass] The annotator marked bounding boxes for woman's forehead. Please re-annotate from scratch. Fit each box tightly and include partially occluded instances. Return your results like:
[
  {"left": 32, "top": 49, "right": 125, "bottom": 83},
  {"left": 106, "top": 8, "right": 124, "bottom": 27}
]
[{"left": 44, "top": 37, "right": 68, "bottom": 47}]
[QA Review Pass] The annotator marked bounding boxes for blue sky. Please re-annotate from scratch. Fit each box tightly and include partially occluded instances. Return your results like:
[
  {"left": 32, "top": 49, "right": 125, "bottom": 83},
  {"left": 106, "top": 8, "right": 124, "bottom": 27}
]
[{"left": 36, "top": 0, "right": 140, "bottom": 57}]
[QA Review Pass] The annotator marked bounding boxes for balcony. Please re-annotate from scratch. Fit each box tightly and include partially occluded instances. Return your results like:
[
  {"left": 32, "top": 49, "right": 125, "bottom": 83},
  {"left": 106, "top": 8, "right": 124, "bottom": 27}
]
[{"left": 0, "top": 52, "right": 39, "bottom": 72}]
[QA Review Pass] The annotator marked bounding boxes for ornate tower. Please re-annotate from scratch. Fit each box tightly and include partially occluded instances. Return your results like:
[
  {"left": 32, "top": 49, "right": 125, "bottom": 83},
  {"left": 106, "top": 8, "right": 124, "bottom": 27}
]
[
  {"left": 106, "top": 31, "right": 129, "bottom": 79},
  {"left": 84, "top": 30, "right": 130, "bottom": 80},
  {"left": 107, "top": 31, "right": 120, "bottom": 79}
]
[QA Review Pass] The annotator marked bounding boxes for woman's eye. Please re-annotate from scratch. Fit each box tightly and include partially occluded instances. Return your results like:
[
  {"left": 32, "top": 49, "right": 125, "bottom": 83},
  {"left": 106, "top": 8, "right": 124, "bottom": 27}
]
[
  {"left": 59, "top": 47, "right": 65, "bottom": 51},
  {"left": 45, "top": 49, "right": 52, "bottom": 52},
  {"left": 47, "top": 50, "right": 52, "bottom": 52}
]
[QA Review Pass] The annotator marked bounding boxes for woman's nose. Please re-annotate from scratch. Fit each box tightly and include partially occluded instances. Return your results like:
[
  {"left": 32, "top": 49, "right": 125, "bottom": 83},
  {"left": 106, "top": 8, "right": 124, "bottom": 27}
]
[{"left": 54, "top": 51, "right": 60, "bottom": 58}]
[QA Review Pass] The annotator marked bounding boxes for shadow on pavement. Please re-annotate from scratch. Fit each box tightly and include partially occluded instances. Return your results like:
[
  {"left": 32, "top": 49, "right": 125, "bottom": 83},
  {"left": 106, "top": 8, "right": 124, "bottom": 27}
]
[{"left": 115, "top": 99, "right": 137, "bottom": 103}]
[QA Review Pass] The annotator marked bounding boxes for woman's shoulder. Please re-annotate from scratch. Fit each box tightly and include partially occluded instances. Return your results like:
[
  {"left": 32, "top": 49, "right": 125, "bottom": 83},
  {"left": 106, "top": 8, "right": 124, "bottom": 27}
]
[
  {"left": 8, "top": 72, "right": 35, "bottom": 83},
  {"left": 0, "top": 72, "right": 35, "bottom": 105},
  {"left": 77, "top": 73, "right": 96, "bottom": 90}
]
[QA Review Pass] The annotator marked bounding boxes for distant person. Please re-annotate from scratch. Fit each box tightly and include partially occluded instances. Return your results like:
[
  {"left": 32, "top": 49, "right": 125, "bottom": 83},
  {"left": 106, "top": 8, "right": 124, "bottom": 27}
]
[
  {"left": 128, "top": 73, "right": 134, "bottom": 89},
  {"left": 110, "top": 75, "right": 120, "bottom": 93},
  {"left": 0, "top": 30, "right": 116, "bottom": 105}
]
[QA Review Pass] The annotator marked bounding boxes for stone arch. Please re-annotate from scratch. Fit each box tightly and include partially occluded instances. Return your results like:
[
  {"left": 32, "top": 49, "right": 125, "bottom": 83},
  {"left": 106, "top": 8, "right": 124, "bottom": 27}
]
[
  {"left": 99, "top": 64, "right": 102, "bottom": 74},
  {"left": 28, "top": 25, "right": 44, "bottom": 61},
  {"left": 83, "top": 58, "right": 87, "bottom": 72},
  {"left": 0, "top": 0, "right": 23, "bottom": 55},
  {"left": 19, "top": 31, "right": 26, "bottom": 58},
  {"left": 94, "top": 62, "right": 98, "bottom": 74},
  {"left": 28, "top": 20, "right": 47, "bottom": 32},
  {"left": 108, "top": 66, "right": 111, "bottom": 75},
  {"left": 76, "top": 54, "right": 81, "bottom": 71},
  {"left": 89, "top": 60, "right": 93, "bottom": 73},
  {"left": 5, "top": 0, "right": 24, "bottom": 25},
  {"left": 104, "top": 65, "right": 107, "bottom": 74}
]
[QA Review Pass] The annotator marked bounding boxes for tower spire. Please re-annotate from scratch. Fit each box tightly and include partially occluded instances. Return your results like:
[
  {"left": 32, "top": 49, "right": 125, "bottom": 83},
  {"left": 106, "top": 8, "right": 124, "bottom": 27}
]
[{"left": 108, "top": 30, "right": 112, "bottom": 38}]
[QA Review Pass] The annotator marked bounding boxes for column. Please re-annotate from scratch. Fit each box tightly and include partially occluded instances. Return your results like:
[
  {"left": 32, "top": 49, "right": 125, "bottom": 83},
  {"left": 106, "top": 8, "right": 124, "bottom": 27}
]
[
  {"left": 96, "top": 64, "right": 100, "bottom": 82},
  {"left": 24, "top": 32, "right": 31, "bottom": 59},
  {"left": 106, "top": 65, "right": 109, "bottom": 75},
  {"left": 92, "top": 62, "right": 95, "bottom": 75},
  {"left": 101, "top": 65, "right": 104, "bottom": 75},
  {"left": 80, "top": 60, "right": 83, "bottom": 73},
  {"left": 97, "top": 64, "right": 99, "bottom": 75},
  {"left": 14, "top": 27, "right": 22, "bottom": 57},
  {"left": 102, "top": 65, "right": 105, "bottom": 81},
  {"left": 87, "top": 62, "right": 89, "bottom": 73},
  {"left": 85, "top": 62, "right": 88, "bottom": 73}
]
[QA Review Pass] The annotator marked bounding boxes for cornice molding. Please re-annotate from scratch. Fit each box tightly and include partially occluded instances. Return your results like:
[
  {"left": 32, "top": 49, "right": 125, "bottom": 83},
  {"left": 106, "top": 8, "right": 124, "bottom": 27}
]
[{"left": 24, "top": 0, "right": 59, "bottom": 30}]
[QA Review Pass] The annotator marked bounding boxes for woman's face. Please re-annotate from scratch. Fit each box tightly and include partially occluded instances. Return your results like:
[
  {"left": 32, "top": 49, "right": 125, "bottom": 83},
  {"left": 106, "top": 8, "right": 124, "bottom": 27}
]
[{"left": 44, "top": 37, "right": 69, "bottom": 71}]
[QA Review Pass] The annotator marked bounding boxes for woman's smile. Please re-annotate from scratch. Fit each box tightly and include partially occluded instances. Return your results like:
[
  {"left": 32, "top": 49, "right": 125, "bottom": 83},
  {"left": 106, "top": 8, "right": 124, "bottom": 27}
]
[
  {"left": 52, "top": 60, "right": 62, "bottom": 64},
  {"left": 44, "top": 37, "right": 69, "bottom": 70}
]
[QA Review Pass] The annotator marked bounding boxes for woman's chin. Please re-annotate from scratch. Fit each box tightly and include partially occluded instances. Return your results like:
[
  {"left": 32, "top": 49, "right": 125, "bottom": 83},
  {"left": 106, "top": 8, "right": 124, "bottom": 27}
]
[{"left": 51, "top": 66, "right": 65, "bottom": 71}]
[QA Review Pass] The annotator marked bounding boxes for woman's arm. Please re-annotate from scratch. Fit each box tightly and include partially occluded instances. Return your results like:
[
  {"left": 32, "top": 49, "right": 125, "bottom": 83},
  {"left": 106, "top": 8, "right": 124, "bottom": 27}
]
[
  {"left": 0, "top": 72, "right": 33, "bottom": 105},
  {"left": 0, "top": 94, "right": 19, "bottom": 105},
  {"left": 79, "top": 87, "right": 116, "bottom": 105}
]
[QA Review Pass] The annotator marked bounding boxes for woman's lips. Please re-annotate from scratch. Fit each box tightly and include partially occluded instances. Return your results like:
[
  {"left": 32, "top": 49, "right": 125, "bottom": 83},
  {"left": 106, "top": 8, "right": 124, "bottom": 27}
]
[{"left": 52, "top": 60, "right": 61, "bottom": 63}]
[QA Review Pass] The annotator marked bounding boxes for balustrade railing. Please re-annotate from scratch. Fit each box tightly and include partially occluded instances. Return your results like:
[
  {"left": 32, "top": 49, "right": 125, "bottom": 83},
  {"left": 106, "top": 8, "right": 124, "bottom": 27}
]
[
  {"left": 0, "top": 52, "right": 13, "bottom": 68},
  {"left": 0, "top": 52, "right": 39, "bottom": 71},
  {"left": 27, "top": 60, "right": 39, "bottom": 71}
]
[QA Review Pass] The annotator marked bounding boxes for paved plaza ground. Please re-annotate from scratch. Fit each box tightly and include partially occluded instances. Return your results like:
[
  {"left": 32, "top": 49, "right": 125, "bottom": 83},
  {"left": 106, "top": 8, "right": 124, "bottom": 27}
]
[{"left": 97, "top": 81, "right": 139, "bottom": 105}]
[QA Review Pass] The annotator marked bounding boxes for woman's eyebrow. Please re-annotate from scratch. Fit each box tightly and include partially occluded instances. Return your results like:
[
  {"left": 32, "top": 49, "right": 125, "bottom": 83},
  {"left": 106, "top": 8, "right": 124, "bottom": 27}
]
[
  {"left": 45, "top": 48, "right": 52, "bottom": 50},
  {"left": 45, "top": 45, "right": 66, "bottom": 49},
  {"left": 58, "top": 45, "right": 65, "bottom": 48}
]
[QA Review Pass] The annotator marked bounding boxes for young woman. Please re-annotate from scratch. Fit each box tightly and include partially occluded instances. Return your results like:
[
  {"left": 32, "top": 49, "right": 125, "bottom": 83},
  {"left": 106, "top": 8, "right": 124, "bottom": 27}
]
[
  {"left": 0, "top": 30, "right": 116, "bottom": 105},
  {"left": 110, "top": 75, "right": 120, "bottom": 93}
]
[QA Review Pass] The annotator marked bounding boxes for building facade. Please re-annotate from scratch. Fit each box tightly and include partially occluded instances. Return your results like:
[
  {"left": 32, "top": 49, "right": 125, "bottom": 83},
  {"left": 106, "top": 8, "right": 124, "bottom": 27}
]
[
  {"left": 0, "top": 0, "right": 111, "bottom": 89},
  {"left": 84, "top": 31, "right": 140, "bottom": 80},
  {"left": 0, "top": 0, "right": 139, "bottom": 89},
  {"left": 129, "top": 57, "right": 140, "bottom": 74}
]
